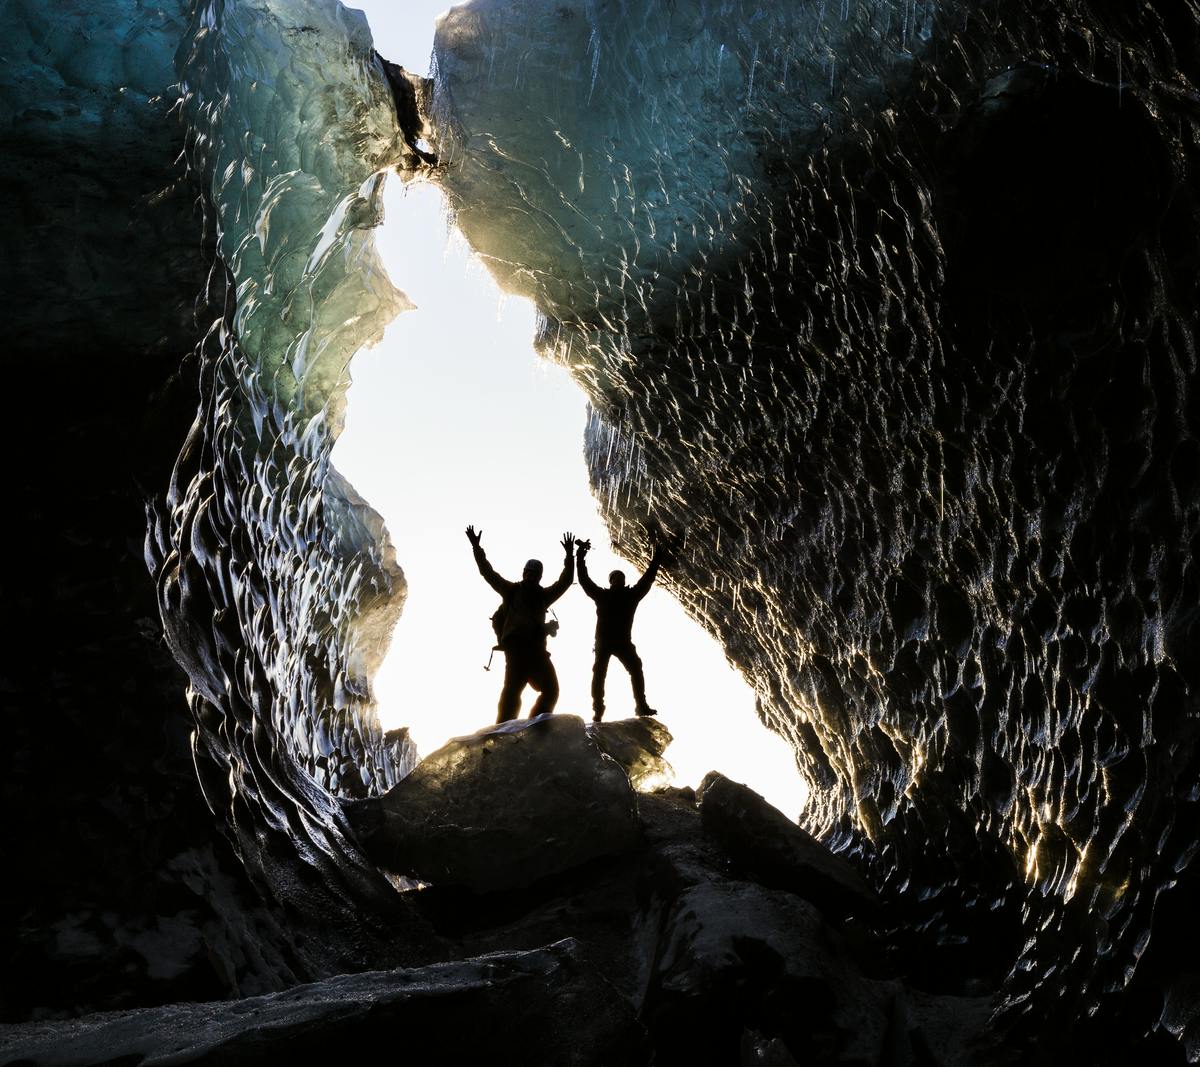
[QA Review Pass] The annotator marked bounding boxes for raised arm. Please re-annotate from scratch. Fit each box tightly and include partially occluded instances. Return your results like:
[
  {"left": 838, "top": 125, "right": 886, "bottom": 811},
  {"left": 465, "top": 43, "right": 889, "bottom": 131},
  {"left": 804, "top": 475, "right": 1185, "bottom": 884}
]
[
  {"left": 575, "top": 540, "right": 601, "bottom": 598},
  {"left": 632, "top": 542, "right": 666, "bottom": 600},
  {"left": 544, "top": 531, "right": 577, "bottom": 604},
  {"left": 465, "top": 525, "right": 512, "bottom": 595}
]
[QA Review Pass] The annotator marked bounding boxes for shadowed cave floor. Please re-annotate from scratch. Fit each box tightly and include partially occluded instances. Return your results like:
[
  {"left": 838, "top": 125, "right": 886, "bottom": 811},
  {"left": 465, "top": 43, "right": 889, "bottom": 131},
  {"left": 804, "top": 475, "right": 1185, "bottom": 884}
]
[{"left": 0, "top": 719, "right": 1001, "bottom": 1067}]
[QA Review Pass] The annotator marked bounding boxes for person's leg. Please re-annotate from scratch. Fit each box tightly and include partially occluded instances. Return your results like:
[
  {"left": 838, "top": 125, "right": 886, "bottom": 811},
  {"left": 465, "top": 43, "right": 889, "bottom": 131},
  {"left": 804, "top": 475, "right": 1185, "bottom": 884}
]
[
  {"left": 528, "top": 653, "right": 560, "bottom": 716},
  {"left": 497, "top": 653, "right": 526, "bottom": 723},
  {"left": 616, "top": 643, "right": 654, "bottom": 715},
  {"left": 591, "top": 647, "right": 612, "bottom": 721}
]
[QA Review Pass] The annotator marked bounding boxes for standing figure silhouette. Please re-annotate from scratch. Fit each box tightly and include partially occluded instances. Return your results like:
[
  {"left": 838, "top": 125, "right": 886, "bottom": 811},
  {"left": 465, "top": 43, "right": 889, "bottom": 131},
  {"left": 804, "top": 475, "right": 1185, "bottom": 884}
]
[
  {"left": 576, "top": 534, "right": 668, "bottom": 721},
  {"left": 466, "top": 526, "right": 575, "bottom": 723}
]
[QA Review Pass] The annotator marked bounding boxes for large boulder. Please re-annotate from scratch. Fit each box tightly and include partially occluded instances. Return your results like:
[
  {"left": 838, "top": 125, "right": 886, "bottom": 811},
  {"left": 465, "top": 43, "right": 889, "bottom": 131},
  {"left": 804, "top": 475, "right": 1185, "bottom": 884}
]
[
  {"left": 345, "top": 715, "right": 642, "bottom": 893},
  {"left": 697, "top": 773, "right": 880, "bottom": 920}
]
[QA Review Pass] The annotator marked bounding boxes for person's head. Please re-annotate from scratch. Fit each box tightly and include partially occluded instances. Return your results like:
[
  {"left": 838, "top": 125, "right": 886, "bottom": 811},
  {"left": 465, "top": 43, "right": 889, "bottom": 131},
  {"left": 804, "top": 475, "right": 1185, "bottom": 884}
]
[
  {"left": 523, "top": 559, "right": 544, "bottom": 583},
  {"left": 609, "top": 569, "right": 626, "bottom": 588}
]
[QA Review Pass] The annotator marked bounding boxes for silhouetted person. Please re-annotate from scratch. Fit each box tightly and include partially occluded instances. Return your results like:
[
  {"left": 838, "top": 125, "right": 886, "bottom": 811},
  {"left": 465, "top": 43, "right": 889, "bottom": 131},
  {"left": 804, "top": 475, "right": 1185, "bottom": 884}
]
[
  {"left": 577, "top": 535, "right": 667, "bottom": 721},
  {"left": 467, "top": 526, "right": 575, "bottom": 723}
]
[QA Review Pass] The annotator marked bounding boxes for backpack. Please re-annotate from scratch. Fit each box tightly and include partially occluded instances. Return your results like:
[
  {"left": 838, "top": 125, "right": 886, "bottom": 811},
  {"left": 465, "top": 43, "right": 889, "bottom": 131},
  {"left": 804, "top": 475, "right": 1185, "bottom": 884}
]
[
  {"left": 490, "top": 603, "right": 507, "bottom": 647},
  {"left": 483, "top": 601, "right": 559, "bottom": 670}
]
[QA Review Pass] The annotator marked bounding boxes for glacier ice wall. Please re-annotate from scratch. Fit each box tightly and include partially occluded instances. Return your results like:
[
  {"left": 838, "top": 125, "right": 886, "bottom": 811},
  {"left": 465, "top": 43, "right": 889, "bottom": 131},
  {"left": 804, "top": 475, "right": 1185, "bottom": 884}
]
[
  {"left": 0, "top": 0, "right": 338, "bottom": 1014},
  {"left": 2, "top": 0, "right": 454, "bottom": 1010},
  {"left": 433, "top": 0, "right": 939, "bottom": 327},
  {"left": 0, "top": 0, "right": 198, "bottom": 352},
  {"left": 145, "top": 0, "right": 438, "bottom": 973},
  {"left": 160, "top": 0, "right": 409, "bottom": 790},
  {"left": 431, "top": 0, "right": 1200, "bottom": 1049}
]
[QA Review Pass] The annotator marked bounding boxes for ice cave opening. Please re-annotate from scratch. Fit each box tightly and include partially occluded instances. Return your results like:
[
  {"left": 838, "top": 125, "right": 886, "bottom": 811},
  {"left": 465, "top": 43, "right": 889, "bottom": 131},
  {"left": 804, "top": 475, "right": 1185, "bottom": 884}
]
[
  {"left": 333, "top": 168, "right": 811, "bottom": 819},
  {"left": 329, "top": 0, "right": 810, "bottom": 818}
]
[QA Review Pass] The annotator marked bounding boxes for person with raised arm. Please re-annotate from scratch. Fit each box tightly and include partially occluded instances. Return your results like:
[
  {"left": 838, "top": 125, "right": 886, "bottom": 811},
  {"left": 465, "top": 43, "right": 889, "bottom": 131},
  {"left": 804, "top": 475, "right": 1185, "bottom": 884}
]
[
  {"left": 576, "top": 531, "right": 672, "bottom": 722},
  {"left": 466, "top": 526, "right": 575, "bottom": 723}
]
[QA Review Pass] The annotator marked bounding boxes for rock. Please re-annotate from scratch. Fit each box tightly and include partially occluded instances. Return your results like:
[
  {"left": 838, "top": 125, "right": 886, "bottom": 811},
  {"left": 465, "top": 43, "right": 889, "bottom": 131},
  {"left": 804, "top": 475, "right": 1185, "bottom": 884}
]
[
  {"left": 638, "top": 789, "right": 732, "bottom": 894},
  {"left": 645, "top": 880, "right": 990, "bottom": 1067},
  {"left": 586, "top": 717, "right": 675, "bottom": 790},
  {"left": 697, "top": 773, "right": 880, "bottom": 919},
  {"left": 345, "top": 715, "right": 642, "bottom": 893},
  {"left": 889, "top": 987, "right": 1000, "bottom": 1067},
  {"left": 646, "top": 880, "right": 891, "bottom": 1066},
  {"left": 0, "top": 939, "right": 644, "bottom": 1066},
  {"left": 740, "top": 1029, "right": 803, "bottom": 1065}
]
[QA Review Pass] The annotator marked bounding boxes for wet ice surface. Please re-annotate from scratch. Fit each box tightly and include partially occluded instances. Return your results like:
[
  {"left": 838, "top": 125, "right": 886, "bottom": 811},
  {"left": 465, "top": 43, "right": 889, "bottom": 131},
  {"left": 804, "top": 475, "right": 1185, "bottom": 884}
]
[
  {"left": 136, "top": 0, "right": 1200, "bottom": 1050},
  {"left": 432, "top": 0, "right": 941, "bottom": 326},
  {"left": 147, "top": 0, "right": 434, "bottom": 969},
  {"left": 430, "top": 0, "right": 1200, "bottom": 1042},
  {"left": 158, "top": 0, "right": 413, "bottom": 797}
]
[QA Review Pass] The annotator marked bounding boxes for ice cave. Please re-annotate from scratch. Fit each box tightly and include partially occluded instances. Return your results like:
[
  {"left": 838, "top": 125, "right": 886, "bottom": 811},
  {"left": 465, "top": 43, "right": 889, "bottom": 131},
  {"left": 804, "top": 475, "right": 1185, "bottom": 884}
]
[{"left": 2, "top": 0, "right": 1199, "bottom": 1063}]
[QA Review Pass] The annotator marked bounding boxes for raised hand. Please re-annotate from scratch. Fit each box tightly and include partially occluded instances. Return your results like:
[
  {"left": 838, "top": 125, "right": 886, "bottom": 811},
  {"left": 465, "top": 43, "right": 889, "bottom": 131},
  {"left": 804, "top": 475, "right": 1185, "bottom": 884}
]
[
  {"left": 561, "top": 531, "right": 575, "bottom": 554},
  {"left": 465, "top": 525, "right": 483, "bottom": 548},
  {"left": 575, "top": 538, "right": 592, "bottom": 555}
]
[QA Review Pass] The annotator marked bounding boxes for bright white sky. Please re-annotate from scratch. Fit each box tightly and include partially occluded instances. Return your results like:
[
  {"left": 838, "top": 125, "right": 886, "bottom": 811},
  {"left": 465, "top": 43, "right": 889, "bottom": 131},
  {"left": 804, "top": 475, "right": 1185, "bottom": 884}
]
[{"left": 333, "top": 1, "right": 809, "bottom": 818}]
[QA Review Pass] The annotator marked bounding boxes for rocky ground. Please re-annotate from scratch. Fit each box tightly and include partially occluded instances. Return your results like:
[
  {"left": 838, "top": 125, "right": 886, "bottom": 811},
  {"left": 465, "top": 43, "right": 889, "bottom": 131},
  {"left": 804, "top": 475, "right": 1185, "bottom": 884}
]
[{"left": 1, "top": 716, "right": 1002, "bottom": 1066}]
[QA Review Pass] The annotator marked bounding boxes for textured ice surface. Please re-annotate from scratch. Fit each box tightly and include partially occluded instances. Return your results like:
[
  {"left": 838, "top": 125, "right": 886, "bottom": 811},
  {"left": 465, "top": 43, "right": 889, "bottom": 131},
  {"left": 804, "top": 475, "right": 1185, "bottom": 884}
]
[
  {"left": 8, "top": 0, "right": 1198, "bottom": 1051},
  {"left": 431, "top": 0, "right": 1200, "bottom": 1045},
  {"left": 0, "top": 0, "right": 196, "bottom": 351},
  {"left": 145, "top": 0, "right": 436, "bottom": 968},
  {"left": 156, "top": 0, "right": 415, "bottom": 792},
  {"left": 434, "top": 0, "right": 938, "bottom": 326},
  {"left": 0, "top": 0, "right": 310, "bottom": 1013},
  {"left": 177, "top": 0, "right": 410, "bottom": 419}
]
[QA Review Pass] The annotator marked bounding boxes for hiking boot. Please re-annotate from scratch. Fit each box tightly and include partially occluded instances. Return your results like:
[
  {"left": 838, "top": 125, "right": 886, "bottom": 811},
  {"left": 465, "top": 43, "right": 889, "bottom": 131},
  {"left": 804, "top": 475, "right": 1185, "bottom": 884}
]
[
  {"left": 592, "top": 708, "right": 605, "bottom": 723},
  {"left": 635, "top": 705, "right": 658, "bottom": 717}
]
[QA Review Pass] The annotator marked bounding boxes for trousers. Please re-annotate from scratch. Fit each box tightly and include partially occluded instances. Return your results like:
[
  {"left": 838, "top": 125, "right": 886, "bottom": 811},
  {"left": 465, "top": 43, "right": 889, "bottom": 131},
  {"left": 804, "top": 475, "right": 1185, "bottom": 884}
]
[
  {"left": 497, "top": 646, "right": 559, "bottom": 723},
  {"left": 591, "top": 641, "right": 646, "bottom": 716}
]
